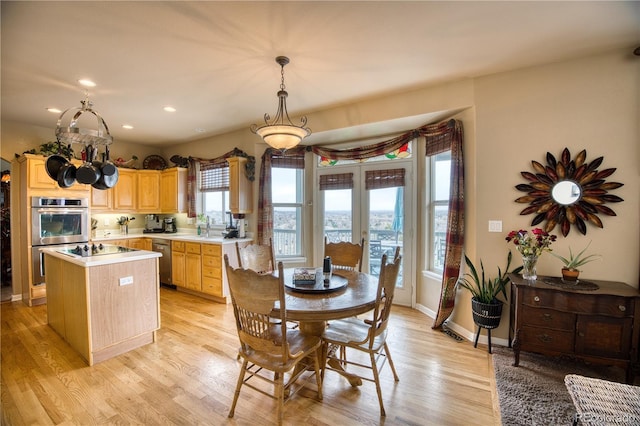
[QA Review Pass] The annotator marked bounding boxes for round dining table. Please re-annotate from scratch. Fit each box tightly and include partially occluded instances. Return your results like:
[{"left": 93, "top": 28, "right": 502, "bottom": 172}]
[
  {"left": 279, "top": 268, "right": 378, "bottom": 333},
  {"left": 276, "top": 268, "right": 380, "bottom": 386}
]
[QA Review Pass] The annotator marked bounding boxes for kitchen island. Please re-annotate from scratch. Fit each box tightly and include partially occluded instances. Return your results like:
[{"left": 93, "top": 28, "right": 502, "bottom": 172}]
[{"left": 42, "top": 245, "right": 162, "bottom": 365}]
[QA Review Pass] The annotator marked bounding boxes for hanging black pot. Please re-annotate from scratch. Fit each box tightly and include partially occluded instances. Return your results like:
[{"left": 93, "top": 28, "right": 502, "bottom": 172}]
[
  {"left": 76, "top": 145, "right": 101, "bottom": 185},
  {"left": 92, "top": 146, "right": 119, "bottom": 190},
  {"left": 471, "top": 298, "right": 503, "bottom": 329},
  {"left": 100, "top": 145, "right": 117, "bottom": 177},
  {"left": 45, "top": 141, "right": 69, "bottom": 180},
  {"left": 56, "top": 162, "right": 77, "bottom": 188}
]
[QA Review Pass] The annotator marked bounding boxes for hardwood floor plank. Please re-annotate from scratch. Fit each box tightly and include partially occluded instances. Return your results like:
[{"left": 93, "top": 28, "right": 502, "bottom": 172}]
[{"left": 1, "top": 288, "right": 499, "bottom": 425}]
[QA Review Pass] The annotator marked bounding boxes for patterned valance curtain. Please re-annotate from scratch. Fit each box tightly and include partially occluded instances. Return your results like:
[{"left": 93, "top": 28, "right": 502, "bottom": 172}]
[
  {"left": 311, "top": 133, "right": 411, "bottom": 161},
  {"left": 187, "top": 148, "right": 252, "bottom": 218}
]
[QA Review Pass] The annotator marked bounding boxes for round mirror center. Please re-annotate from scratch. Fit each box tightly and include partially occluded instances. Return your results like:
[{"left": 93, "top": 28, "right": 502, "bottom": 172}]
[{"left": 551, "top": 180, "right": 581, "bottom": 205}]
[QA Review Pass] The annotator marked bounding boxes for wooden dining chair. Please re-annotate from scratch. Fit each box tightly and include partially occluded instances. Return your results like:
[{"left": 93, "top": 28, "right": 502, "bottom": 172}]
[
  {"left": 235, "top": 238, "right": 275, "bottom": 274},
  {"left": 224, "top": 255, "right": 323, "bottom": 425},
  {"left": 324, "top": 236, "right": 365, "bottom": 272},
  {"left": 321, "top": 247, "right": 402, "bottom": 417}
]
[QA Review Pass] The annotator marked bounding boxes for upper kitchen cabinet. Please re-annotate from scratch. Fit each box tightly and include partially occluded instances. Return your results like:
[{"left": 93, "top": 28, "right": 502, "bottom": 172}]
[
  {"left": 91, "top": 187, "right": 112, "bottom": 210},
  {"left": 136, "top": 170, "right": 160, "bottom": 212},
  {"left": 92, "top": 168, "right": 185, "bottom": 213},
  {"left": 228, "top": 157, "right": 252, "bottom": 214},
  {"left": 160, "top": 167, "right": 187, "bottom": 213},
  {"left": 20, "top": 154, "right": 90, "bottom": 194},
  {"left": 113, "top": 168, "right": 137, "bottom": 211}
]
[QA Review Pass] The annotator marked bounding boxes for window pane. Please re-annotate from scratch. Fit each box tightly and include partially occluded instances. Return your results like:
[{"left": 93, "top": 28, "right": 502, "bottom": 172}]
[
  {"left": 272, "top": 168, "right": 301, "bottom": 203},
  {"left": 430, "top": 151, "right": 451, "bottom": 272},
  {"left": 272, "top": 167, "right": 304, "bottom": 258},
  {"left": 433, "top": 205, "right": 448, "bottom": 270},
  {"left": 203, "top": 191, "right": 229, "bottom": 225},
  {"left": 273, "top": 207, "right": 302, "bottom": 256},
  {"left": 323, "top": 189, "right": 352, "bottom": 242},
  {"left": 434, "top": 152, "right": 451, "bottom": 201}
]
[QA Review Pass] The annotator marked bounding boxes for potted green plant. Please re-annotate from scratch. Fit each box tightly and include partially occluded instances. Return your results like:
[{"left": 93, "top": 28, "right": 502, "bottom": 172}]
[
  {"left": 550, "top": 241, "right": 601, "bottom": 281},
  {"left": 457, "top": 250, "right": 522, "bottom": 330}
]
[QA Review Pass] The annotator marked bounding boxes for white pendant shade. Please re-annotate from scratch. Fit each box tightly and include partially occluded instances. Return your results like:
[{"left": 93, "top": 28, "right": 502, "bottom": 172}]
[{"left": 251, "top": 56, "right": 311, "bottom": 150}]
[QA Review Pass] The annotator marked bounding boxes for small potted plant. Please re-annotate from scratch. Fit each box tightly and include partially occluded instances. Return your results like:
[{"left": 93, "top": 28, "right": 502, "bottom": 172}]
[
  {"left": 457, "top": 251, "right": 523, "bottom": 330},
  {"left": 550, "top": 241, "right": 601, "bottom": 282}
]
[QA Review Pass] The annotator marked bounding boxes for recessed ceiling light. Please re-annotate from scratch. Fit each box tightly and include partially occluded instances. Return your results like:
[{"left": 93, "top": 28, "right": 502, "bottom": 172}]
[
  {"left": 163, "top": 106, "right": 176, "bottom": 112},
  {"left": 195, "top": 128, "right": 205, "bottom": 133},
  {"left": 46, "top": 108, "right": 62, "bottom": 113},
  {"left": 122, "top": 124, "right": 134, "bottom": 130},
  {"left": 78, "top": 79, "right": 96, "bottom": 87}
]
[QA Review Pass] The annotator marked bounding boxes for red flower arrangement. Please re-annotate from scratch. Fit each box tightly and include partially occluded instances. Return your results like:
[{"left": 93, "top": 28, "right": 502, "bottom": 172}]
[{"left": 506, "top": 228, "right": 557, "bottom": 257}]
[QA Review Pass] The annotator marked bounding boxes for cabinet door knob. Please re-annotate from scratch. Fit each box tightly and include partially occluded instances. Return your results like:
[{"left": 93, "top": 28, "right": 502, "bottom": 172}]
[
  {"left": 533, "top": 296, "right": 540, "bottom": 302},
  {"left": 619, "top": 305, "right": 626, "bottom": 312}
]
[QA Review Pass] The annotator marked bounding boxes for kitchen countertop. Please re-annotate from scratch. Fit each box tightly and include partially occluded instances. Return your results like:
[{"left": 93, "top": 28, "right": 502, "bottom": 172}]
[
  {"left": 41, "top": 245, "right": 161, "bottom": 268},
  {"left": 91, "top": 231, "right": 253, "bottom": 245}
]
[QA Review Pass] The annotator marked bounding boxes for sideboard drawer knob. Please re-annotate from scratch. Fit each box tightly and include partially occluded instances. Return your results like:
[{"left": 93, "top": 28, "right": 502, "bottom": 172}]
[
  {"left": 619, "top": 305, "right": 626, "bottom": 312},
  {"left": 533, "top": 296, "right": 540, "bottom": 302}
]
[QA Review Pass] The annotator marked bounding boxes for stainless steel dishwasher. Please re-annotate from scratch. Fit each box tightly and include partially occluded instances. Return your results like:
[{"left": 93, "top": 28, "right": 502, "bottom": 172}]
[{"left": 152, "top": 239, "right": 174, "bottom": 288}]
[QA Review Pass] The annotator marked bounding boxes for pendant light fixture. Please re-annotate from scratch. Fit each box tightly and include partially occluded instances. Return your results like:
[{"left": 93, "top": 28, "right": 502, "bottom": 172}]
[
  {"left": 55, "top": 92, "right": 113, "bottom": 147},
  {"left": 251, "top": 56, "right": 311, "bottom": 150}
]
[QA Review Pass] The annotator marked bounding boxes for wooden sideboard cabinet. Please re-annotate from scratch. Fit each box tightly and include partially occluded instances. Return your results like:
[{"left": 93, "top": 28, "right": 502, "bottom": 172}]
[{"left": 509, "top": 274, "right": 640, "bottom": 382}]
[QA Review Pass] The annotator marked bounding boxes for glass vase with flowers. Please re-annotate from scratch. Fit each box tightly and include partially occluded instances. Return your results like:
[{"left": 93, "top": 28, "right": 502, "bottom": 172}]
[{"left": 506, "top": 228, "right": 557, "bottom": 280}]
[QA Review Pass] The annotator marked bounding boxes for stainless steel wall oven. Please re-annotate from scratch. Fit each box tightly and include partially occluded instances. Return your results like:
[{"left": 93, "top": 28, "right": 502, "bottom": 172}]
[{"left": 31, "top": 196, "right": 89, "bottom": 284}]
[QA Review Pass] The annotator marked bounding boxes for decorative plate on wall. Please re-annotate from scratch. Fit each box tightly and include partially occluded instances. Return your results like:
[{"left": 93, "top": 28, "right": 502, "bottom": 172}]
[{"left": 143, "top": 155, "right": 167, "bottom": 170}]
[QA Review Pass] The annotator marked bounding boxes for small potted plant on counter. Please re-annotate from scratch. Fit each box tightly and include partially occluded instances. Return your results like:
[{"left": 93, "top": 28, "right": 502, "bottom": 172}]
[{"left": 550, "top": 241, "right": 601, "bottom": 282}]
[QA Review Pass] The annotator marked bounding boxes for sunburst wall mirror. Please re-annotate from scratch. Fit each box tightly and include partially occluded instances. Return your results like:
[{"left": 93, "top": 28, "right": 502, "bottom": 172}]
[{"left": 515, "top": 148, "right": 624, "bottom": 237}]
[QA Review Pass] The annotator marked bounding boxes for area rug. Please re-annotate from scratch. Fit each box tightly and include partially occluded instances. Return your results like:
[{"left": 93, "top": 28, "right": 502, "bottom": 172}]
[{"left": 492, "top": 346, "right": 627, "bottom": 426}]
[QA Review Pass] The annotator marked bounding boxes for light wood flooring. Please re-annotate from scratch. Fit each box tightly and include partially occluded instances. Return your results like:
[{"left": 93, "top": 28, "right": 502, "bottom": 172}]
[{"left": 1, "top": 288, "right": 500, "bottom": 425}]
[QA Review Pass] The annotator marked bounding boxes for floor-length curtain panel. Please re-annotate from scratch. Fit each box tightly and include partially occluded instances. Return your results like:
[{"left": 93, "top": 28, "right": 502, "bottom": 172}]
[
  {"left": 257, "top": 146, "right": 307, "bottom": 245},
  {"left": 423, "top": 120, "right": 465, "bottom": 329}
]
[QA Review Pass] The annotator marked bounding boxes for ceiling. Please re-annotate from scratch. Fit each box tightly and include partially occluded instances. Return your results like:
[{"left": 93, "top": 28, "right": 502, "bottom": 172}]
[{"left": 2, "top": 1, "right": 639, "bottom": 147}]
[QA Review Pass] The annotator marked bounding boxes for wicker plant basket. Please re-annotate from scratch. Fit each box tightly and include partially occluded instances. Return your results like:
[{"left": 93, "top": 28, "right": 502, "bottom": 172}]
[{"left": 471, "top": 298, "right": 503, "bottom": 329}]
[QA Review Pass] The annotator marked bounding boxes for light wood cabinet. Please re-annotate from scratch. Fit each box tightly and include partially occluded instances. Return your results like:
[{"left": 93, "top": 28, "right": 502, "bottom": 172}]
[
  {"left": 172, "top": 241, "right": 201, "bottom": 292},
  {"left": 169, "top": 241, "right": 241, "bottom": 302},
  {"left": 44, "top": 253, "right": 159, "bottom": 365},
  {"left": 94, "top": 168, "right": 185, "bottom": 213},
  {"left": 26, "top": 155, "right": 89, "bottom": 192},
  {"left": 202, "top": 243, "right": 223, "bottom": 297},
  {"left": 137, "top": 170, "right": 160, "bottom": 212},
  {"left": 128, "top": 238, "right": 151, "bottom": 250},
  {"left": 113, "top": 169, "right": 136, "bottom": 211},
  {"left": 228, "top": 157, "right": 252, "bottom": 214},
  {"left": 510, "top": 274, "right": 640, "bottom": 382},
  {"left": 185, "top": 243, "right": 202, "bottom": 291},
  {"left": 91, "top": 187, "right": 113, "bottom": 210},
  {"left": 172, "top": 241, "right": 203, "bottom": 292},
  {"left": 160, "top": 168, "right": 187, "bottom": 213},
  {"left": 171, "top": 241, "right": 186, "bottom": 287}
]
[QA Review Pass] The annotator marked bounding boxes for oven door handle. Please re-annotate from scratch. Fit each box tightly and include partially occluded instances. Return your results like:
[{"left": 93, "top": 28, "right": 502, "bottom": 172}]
[{"left": 36, "top": 208, "right": 87, "bottom": 215}]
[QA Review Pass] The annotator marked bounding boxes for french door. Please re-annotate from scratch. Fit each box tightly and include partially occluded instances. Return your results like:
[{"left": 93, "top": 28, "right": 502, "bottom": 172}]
[{"left": 316, "top": 161, "right": 414, "bottom": 306}]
